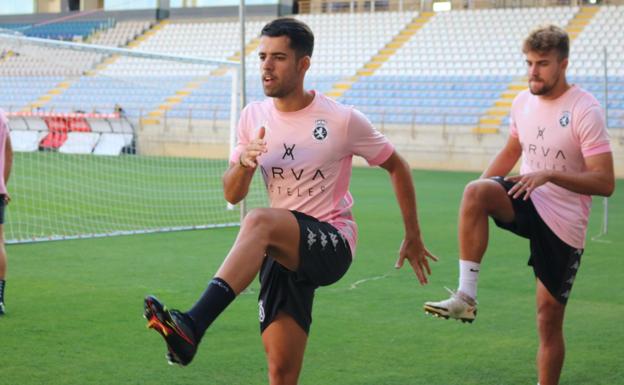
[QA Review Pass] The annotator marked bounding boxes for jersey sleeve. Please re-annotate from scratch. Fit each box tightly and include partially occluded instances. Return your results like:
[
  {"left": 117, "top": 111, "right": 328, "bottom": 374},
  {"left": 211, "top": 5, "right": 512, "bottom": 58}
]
[
  {"left": 508, "top": 96, "right": 520, "bottom": 138},
  {"left": 347, "top": 108, "right": 394, "bottom": 166},
  {"left": 508, "top": 116, "right": 519, "bottom": 138},
  {"left": 576, "top": 104, "right": 611, "bottom": 157},
  {"left": 229, "top": 107, "right": 251, "bottom": 165}
]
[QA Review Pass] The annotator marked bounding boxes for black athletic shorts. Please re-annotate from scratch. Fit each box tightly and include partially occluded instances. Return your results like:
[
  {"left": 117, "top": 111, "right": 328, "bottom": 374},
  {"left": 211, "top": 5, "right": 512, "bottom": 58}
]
[
  {"left": 258, "top": 210, "right": 352, "bottom": 334},
  {"left": 491, "top": 176, "right": 583, "bottom": 305},
  {"left": 0, "top": 194, "right": 5, "bottom": 224}
]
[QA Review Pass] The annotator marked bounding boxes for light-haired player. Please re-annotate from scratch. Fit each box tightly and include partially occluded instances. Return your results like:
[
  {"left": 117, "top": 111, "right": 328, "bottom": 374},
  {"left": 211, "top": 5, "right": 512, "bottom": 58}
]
[
  {"left": 144, "top": 17, "right": 436, "bottom": 384},
  {"left": 0, "top": 109, "right": 14, "bottom": 316},
  {"left": 424, "top": 25, "right": 614, "bottom": 385}
]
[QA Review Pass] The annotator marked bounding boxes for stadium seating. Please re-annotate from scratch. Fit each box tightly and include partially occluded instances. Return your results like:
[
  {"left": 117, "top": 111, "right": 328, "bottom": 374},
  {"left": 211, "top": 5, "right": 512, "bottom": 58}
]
[
  {"left": 0, "top": 19, "right": 150, "bottom": 101},
  {"left": 0, "top": 77, "right": 64, "bottom": 110},
  {"left": 6, "top": 111, "right": 134, "bottom": 155},
  {"left": 9, "top": 130, "right": 46, "bottom": 152},
  {"left": 567, "top": 5, "right": 624, "bottom": 128},
  {"left": 101, "top": 19, "right": 268, "bottom": 77},
  {"left": 39, "top": 116, "right": 82, "bottom": 150},
  {"left": 32, "top": 115, "right": 96, "bottom": 151},
  {"left": 89, "top": 20, "right": 152, "bottom": 47},
  {"left": 39, "top": 131, "right": 68, "bottom": 150},
  {"left": 342, "top": 75, "right": 509, "bottom": 125},
  {"left": 48, "top": 19, "right": 269, "bottom": 117},
  {"left": 177, "top": 11, "right": 414, "bottom": 122},
  {"left": 0, "top": 20, "right": 117, "bottom": 79},
  {"left": 0, "top": 23, "right": 30, "bottom": 32},
  {"left": 94, "top": 116, "right": 134, "bottom": 156},
  {"left": 2, "top": 6, "right": 623, "bottom": 130},
  {"left": 58, "top": 132, "right": 100, "bottom": 154},
  {"left": 0, "top": 45, "right": 104, "bottom": 77},
  {"left": 48, "top": 76, "right": 192, "bottom": 117},
  {"left": 358, "top": 6, "right": 577, "bottom": 127},
  {"left": 92, "top": 132, "right": 133, "bottom": 156},
  {"left": 86, "top": 118, "right": 114, "bottom": 133},
  {"left": 295, "top": 11, "right": 416, "bottom": 76},
  {"left": 378, "top": 7, "right": 576, "bottom": 77},
  {"left": 166, "top": 74, "right": 343, "bottom": 119},
  {"left": 1, "top": 20, "right": 112, "bottom": 40}
]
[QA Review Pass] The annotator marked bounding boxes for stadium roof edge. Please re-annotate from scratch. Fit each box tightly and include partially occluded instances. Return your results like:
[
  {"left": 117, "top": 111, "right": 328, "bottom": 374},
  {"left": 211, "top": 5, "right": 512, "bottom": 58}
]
[{"left": 0, "top": 4, "right": 282, "bottom": 24}]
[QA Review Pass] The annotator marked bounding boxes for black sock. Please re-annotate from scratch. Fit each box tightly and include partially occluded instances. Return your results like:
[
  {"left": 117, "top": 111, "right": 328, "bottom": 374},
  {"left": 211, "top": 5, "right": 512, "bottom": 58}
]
[
  {"left": 0, "top": 279, "right": 5, "bottom": 303},
  {"left": 186, "top": 277, "right": 235, "bottom": 341}
]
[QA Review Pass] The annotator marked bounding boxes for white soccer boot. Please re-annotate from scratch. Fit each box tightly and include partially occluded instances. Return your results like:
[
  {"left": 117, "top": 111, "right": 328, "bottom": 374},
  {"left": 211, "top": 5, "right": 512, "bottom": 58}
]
[{"left": 424, "top": 288, "right": 477, "bottom": 323}]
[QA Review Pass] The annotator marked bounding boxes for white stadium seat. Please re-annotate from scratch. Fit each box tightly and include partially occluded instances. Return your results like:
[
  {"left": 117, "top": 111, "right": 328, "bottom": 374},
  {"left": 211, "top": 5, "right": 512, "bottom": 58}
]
[
  {"left": 58, "top": 132, "right": 101, "bottom": 154},
  {"left": 10, "top": 130, "right": 45, "bottom": 152},
  {"left": 92, "top": 133, "right": 132, "bottom": 156}
]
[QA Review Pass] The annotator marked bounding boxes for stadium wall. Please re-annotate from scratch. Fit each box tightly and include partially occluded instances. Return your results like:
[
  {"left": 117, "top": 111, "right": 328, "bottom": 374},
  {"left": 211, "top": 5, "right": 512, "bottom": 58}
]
[
  {"left": 137, "top": 119, "right": 231, "bottom": 160},
  {"left": 135, "top": 120, "right": 624, "bottom": 177}
]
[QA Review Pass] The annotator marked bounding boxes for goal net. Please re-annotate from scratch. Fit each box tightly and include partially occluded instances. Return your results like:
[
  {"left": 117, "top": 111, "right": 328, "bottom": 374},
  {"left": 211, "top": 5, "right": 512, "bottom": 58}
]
[{"left": 0, "top": 29, "right": 267, "bottom": 243}]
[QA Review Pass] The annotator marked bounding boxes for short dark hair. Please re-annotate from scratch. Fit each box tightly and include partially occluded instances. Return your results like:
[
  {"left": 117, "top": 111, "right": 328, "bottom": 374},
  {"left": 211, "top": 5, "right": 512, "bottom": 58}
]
[
  {"left": 260, "top": 17, "right": 314, "bottom": 58},
  {"left": 522, "top": 25, "right": 569, "bottom": 61}
]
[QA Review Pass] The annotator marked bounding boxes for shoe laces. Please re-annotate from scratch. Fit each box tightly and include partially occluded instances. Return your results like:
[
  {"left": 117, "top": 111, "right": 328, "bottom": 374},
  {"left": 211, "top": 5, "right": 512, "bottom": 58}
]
[
  {"left": 444, "top": 287, "right": 477, "bottom": 306},
  {"left": 444, "top": 286, "right": 456, "bottom": 297}
]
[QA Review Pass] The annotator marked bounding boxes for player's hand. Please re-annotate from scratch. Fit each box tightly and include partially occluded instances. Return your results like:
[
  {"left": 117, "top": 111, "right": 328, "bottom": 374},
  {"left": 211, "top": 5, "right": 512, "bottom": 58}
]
[
  {"left": 394, "top": 237, "right": 438, "bottom": 285},
  {"left": 505, "top": 171, "right": 552, "bottom": 200},
  {"left": 239, "top": 126, "right": 267, "bottom": 169},
  {"left": 3, "top": 192, "right": 10, "bottom": 205}
]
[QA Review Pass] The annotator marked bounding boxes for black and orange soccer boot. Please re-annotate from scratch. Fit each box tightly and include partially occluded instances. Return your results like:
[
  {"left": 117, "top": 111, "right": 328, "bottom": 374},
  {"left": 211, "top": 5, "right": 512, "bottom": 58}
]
[{"left": 144, "top": 295, "right": 197, "bottom": 366}]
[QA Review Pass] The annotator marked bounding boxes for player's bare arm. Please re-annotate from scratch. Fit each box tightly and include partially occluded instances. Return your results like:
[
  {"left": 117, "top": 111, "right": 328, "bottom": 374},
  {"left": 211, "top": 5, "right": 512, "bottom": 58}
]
[
  {"left": 506, "top": 151, "right": 615, "bottom": 200},
  {"left": 481, "top": 135, "right": 522, "bottom": 179},
  {"left": 3, "top": 134, "right": 11, "bottom": 204},
  {"left": 223, "top": 126, "right": 267, "bottom": 204},
  {"left": 379, "top": 150, "right": 437, "bottom": 285}
]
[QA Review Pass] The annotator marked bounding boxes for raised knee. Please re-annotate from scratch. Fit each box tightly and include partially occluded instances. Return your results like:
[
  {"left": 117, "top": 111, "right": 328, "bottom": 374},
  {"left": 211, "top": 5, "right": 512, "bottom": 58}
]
[
  {"left": 239, "top": 209, "right": 275, "bottom": 243},
  {"left": 462, "top": 180, "right": 490, "bottom": 206},
  {"left": 268, "top": 358, "right": 297, "bottom": 384},
  {"left": 462, "top": 179, "right": 509, "bottom": 213},
  {"left": 242, "top": 208, "right": 272, "bottom": 230}
]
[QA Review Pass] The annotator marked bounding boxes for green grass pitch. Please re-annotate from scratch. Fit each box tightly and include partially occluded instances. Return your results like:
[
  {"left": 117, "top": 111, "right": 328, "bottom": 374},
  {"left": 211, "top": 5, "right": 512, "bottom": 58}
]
[{"left": 1, "top": 166, "right": 622, "bottom": 384}]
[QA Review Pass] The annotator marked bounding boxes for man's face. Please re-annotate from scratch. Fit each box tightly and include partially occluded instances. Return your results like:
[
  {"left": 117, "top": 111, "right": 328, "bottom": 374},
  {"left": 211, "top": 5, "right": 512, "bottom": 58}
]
[
  {"left": 525, "top": 49, "right": 568, "bottom": 96},
  {"left": 258, "top": 35, "right": 307, "bottom": 98}
]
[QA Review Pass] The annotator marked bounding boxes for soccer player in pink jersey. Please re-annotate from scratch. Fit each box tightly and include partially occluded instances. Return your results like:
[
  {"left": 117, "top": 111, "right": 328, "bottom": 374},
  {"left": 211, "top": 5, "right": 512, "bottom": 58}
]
[
  {"left": 0, "top": 109, "right": 14, "bottom": 316},
  {"left": 144, "top": 18, "right": 436, "bottom": 383},
  {"left": 423, "top": 26, "right": 614, "bottom": 385}
]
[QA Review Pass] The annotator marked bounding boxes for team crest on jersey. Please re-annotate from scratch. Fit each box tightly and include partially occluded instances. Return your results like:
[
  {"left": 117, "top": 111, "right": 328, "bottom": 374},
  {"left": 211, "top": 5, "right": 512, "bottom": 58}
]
[
  {"left": 559, "top": 111, "right": 571, "bottom": 127},
  {"left": 313, "top": 119, "right": 328, "bottom": 141}
]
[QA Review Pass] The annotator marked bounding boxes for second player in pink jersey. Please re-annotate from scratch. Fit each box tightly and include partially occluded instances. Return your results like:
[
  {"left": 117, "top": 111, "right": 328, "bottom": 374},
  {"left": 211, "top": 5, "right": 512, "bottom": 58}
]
[
  {"left": 424, "top": 26, "right": 614, "bottom": 385},
  {"left": 144, "top": 18, "right": 436, "bottom": 384}
]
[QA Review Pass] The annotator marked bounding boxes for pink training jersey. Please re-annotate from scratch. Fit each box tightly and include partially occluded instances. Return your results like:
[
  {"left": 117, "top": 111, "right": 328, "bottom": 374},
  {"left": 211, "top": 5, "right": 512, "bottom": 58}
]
[
  {"left": 230, "top": 91, "right": 394, "bottom": 255},
  {"left": 0, "top": 109, "right": 8, "bottom": 195},
  {"left": 509, "top": 85, "right": 611, "bottom": 248}
]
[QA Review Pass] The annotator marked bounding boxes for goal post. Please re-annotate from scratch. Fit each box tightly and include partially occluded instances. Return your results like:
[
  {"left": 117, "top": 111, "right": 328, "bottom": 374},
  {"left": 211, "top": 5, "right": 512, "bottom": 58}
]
[{"left": 0, "top": 31, "right": 267, "bottom": 244}]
